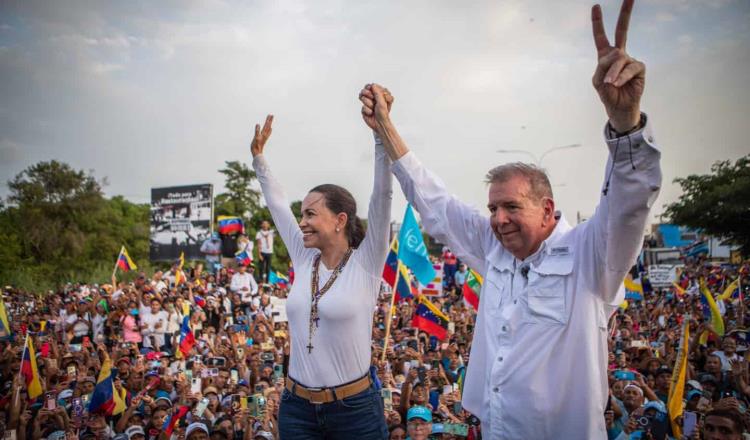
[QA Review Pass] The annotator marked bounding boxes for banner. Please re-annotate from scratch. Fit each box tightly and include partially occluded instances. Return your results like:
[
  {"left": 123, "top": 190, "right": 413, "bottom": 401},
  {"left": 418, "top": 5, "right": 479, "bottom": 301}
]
[
  {"left": 648, "top": 264, "right": 680, "bottom": 288},
  {"left": 150, "top": 184, "right": 213, "bottom": 261},
  {"left": 419, "top": 263, "right": 444, "bottom": 297}
]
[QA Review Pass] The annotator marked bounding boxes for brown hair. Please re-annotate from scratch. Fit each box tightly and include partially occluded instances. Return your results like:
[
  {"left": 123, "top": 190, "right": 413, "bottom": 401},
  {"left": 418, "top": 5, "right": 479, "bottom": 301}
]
[{"left": 308, "top": 184, "right": 365, "bottom": 248}]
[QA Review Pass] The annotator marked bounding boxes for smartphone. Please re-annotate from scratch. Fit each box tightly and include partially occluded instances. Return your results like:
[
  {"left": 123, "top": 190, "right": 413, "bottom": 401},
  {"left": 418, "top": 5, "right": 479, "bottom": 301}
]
[
  {"left": 614, "top": 370, "right": 636, "bottom": 381},
  {"left": 69, "top": 343, "right": 82, "bottom": 353},
  {"left": 273, "top": 364, "right": 284, "bottom": 380},
  {"left": 683, "top": 411, "right": 698, "bottom": 437},
  {"left": 45, "top": 391, "right": 57, "bottom": 410},
  {"left": 71, "top": 397, "right": 83, "bottom": 419},
  {"left": 236, "top": 347, "right": 245, "bottom": 359},
  {"left": 432, "top": 360, "right": 440, "bottom": 370},
  {"left": 230, "top": 369, "right": 239, "bottom": 385},
  {"left": 240, "top": 396, "right": 248, "bottom": 410},
  {"left": 381, "top": 388, "right": 393, "bottom": 411},
  {"left": 260, "top": 352, "right": 274, "bottom": 362},
  {"left": 67, "top": 365, "right": 77, "bottom": 378},
  {"left": 207, "top": 357, "right": 226, "bottom": 367},
  {"left": 201, "top": 368, "right": 219, "bottom": 378},
  {"left": 443, "top": 423, "right": 469, "bottom": 436},
  {"left": 453, "top": 400, "right": 462, "bottom": 415},
  {"left": 230, "top": 394, "right": 242, "bottom": 413},
  {"left": 417, "top": 367, "right": 427, "bottom": 384},
  {"left": 195, "top": 397, "right": 209, "bottom": 417},
  {"left": 191, "top": 378, "right": 202, "bottom": 394},
  {"left": 249, "top": 394, "right": 267, "bottom": 418},
  {"left": 185, "top": 370, "right": 193, "bottom": 383},
  {"left": 82, "top": 336, "right": 91, "bottom": 348}
]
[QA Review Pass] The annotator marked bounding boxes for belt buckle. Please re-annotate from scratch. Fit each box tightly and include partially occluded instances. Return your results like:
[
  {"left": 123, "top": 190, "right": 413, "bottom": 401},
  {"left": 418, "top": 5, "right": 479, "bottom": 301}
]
[{"left": 308, "top": 389, "right": 326, "bottom": 405}]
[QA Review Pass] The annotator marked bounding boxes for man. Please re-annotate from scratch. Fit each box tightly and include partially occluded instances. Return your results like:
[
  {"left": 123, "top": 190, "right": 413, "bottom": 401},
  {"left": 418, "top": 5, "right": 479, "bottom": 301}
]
[
  {"left": 702, "top": 408, "right": 746, "bottom": 440},
  {"left": 255, "top": 220, "right": 275, "bottom": 282},
  {"left": 360, "top": 1, "right": 660, "bottom": 437},
  {"left": 186, "top": 422, "right": 210, "bottom": 440},
  {"left": 201, "top": 232, "right": 223, "bottom": 273},
  {"left": 230, "top": 264, "right": 258, "bottom": 312},
  {"left": 406, "top": 406, "right": 433, "bottom": 440},
  {"left": 140, "top": 298, "right": 168, "bottom": 350}
]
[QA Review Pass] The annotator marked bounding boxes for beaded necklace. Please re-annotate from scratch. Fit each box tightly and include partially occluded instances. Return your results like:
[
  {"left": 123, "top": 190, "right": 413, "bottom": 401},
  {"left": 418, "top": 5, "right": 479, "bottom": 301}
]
[{"left": 307, "top": 247, "right": 353, "bottom": 353}]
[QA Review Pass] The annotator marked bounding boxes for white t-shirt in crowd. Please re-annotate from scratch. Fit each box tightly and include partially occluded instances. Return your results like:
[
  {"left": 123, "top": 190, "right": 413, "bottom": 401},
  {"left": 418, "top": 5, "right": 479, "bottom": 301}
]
[
  {"left": 140, "top": 309, "right": 168, "bottom": 348},
  {"left": 256, "top": 230, "right": 275, "bottom": 254}
]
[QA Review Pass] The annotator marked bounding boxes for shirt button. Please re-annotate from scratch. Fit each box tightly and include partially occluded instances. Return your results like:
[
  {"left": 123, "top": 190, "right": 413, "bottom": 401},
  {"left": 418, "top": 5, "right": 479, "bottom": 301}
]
[
  {"left": 502, "top": 326, "right": 507, "bottom": 332},
  {"left": 647, "top": 136, "right": 654, "bottom": 143},
  {"left": 513, "top": 299, "right": 517, "bottom": 304},
  {"left": 498, "top": 356, "right": 504, "bottom": 362},
  {"left": 493, "top": 387, "right": 499, "bottom": 392}
]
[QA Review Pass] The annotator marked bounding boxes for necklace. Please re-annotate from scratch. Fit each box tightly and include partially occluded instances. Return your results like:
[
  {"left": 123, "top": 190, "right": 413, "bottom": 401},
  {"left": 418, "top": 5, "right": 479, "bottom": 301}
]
[{"left": 307, "top": 248, "right": 353, "bottom": 353}]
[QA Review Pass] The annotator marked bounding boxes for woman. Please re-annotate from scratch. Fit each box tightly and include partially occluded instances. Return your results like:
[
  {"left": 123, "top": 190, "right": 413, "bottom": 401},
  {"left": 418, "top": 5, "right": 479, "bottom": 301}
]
[{"left": 250, "top": 110, "right": 392, "bottom": 439}]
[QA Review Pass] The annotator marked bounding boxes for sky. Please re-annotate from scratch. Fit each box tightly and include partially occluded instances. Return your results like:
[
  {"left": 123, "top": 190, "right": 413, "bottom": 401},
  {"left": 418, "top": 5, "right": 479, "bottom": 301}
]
[{"left": 1, "top": 0, "right": 748, "bottom": 226}]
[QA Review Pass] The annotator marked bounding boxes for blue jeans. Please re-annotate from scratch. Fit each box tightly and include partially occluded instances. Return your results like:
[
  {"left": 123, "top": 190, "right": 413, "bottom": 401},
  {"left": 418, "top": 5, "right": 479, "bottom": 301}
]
[{"left": 279, "top": 382, "right": 388, "bottom": 440}]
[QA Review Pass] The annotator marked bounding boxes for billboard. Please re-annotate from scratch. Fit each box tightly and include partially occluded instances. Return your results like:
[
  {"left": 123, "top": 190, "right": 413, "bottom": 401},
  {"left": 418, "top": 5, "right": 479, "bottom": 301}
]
[{"left": 150, "top": 184, "right": 213, "bottom": 261}]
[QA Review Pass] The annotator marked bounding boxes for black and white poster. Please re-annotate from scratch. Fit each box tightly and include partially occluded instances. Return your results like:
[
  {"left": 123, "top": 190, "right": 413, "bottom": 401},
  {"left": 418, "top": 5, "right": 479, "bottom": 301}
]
[{"left": 150, "top": 184, "right": 213, "bottom": 261}]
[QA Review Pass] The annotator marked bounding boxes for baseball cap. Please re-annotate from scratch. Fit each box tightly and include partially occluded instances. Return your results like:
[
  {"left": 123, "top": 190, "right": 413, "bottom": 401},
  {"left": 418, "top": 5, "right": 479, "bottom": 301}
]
[
  {"left": 686, "top": 380, "right": 703, "bottom": 391},
  {"left": 407, "top": 405, "right": 432, "bottom": 422},
  {"left": 46, "top": 431, "right": 66, "bottom": 440},
  {"left": 687, "top": 390, "right": 703, "bottom": 401},
  {"left": 643, "top": 400, "right": 667, "bottom": 414},
  {"left": 203, "top": 386, "right": 219, "bottom": 396},
  {"left": 655, "top": 366, "right": 672, "bottom": 376},
  {"left": 186, "top": 422, "right": 209, "bottom": 438},
  {"left": 125, "top": 425, "right": 145, "bottom": 439}
]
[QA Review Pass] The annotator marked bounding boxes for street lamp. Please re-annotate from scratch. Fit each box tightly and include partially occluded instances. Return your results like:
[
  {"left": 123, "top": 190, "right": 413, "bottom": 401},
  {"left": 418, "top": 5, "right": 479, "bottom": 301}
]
[{"left": 496, "top": 143, "right": 582, "bottom": 167}]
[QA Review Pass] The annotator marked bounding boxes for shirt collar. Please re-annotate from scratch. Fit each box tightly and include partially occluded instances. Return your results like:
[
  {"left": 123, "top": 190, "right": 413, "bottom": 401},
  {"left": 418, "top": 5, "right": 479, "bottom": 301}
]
[{"left": 489, "top": 214, "right": 573, "bottom": 273}]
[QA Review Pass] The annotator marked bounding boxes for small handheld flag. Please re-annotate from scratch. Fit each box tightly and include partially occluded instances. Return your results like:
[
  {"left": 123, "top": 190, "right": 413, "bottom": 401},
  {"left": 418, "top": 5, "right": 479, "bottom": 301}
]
[
  {"left": 218, "top": 216, "right": 244, "bottom": 235},
  {"left": 462, "top": 269, "right": 483, "bottom": 311},
  {"left": 116, "top": 246, "right": 137, "bottom": 272},
  {"left": 412, "top": 296, "right": 450, "bottom": 341},
  {"left": 21, "top": 335, "right": 43, "bottom": 399}
]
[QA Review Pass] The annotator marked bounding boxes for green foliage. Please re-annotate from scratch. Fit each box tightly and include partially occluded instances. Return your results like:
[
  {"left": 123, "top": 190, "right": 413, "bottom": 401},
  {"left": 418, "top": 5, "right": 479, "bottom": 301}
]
[
  {"left": 0, "top": 161, "right": 150, "bottom": 290},
  {"left": 663, "top": 154, "right": 750, "bottom": 254}
]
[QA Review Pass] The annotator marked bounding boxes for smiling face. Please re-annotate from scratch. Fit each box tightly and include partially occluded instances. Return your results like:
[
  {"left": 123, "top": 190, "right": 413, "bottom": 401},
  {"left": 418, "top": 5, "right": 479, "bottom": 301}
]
[
  {"left": 299, "top": 191, "right": 346, "bottom": 249},
  {"left": 487, "top": 174, "right": 556, "bottom": 260}
]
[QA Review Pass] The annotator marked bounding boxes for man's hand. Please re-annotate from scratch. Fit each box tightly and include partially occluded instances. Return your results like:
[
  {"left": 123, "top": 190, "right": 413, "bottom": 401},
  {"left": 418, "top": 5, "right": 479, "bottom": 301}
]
[
  {"left": 359, "top": 84, "right": 393, "bottom": 132},
  {"left": 250, "top": 114, "right": 274, "bottom": 157},
  {"left": 591, "top": 0, "right": 645, "bottom": 133}
]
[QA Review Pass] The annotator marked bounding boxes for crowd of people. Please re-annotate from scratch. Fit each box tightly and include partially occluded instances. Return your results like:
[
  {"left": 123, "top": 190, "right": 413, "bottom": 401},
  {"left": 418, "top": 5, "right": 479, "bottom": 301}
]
[{"left": 0, "top": 249, "right": 748, "bottom": 439}]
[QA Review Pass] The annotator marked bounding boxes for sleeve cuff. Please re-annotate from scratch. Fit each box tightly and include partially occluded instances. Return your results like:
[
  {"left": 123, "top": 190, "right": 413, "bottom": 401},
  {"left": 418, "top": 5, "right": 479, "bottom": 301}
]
[{"left": 603, "top": 112, "right": 660, "bottom": 158}]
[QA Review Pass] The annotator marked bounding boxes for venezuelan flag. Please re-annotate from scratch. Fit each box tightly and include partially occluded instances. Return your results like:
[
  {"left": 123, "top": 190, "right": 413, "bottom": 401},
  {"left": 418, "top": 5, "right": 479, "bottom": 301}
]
[
  {"left": 718, "top": 278, "right": 740, "bottom": 301},
  {"left": 218, "top": 216, "right": 244, "bottom": 235},
  {"left": 116, "top": 246, "right": 137, "bottom": 272},
  {"left": 382, "top": 238, "right": 399, "bottom": 286},
  {"left": 700, "top": 278, "right": 724, "bottom": 336},
  {"left": 394, "top": 264, "right": 417, "bottom": 302},
  {"left": 462, "top": 269, "right": 483, "bottom": 311},
  {"left": 412, "top": 296, "right": 450, "bottom": 341},
  {"left": 89, "top": 357, "right": 126, "bottom": 415},
  {"left": 624, "top": 275, "right": 644, "bottom": 300},
  {"left": 163, "top": 405, "right": 190, "bottom": 435},
  {"left": 667, "top": 318, "right": 690, "bottom": 438},
  {"left": 21, "top": 336, "right": 43, "bottom": 399},
  {"left": 174, "top": 252, "right": 186, "bottom": 286},
  {"left": 0, "top": 295, "right": 10, "bottom": 337},
  {"left": 178, "top": 316, "right": 196, "bottom": 357},
  {"left": 268, "top": 271, "right": 289, "bottom": 286},
  {"left": 235, "top": 249, "right": 252, "bottom": 266}
]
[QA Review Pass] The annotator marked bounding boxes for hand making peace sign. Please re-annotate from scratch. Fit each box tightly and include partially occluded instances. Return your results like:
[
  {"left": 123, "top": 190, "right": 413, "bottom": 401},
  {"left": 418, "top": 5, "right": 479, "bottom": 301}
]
[{"left": 591, "top": 0, "right": 645, "bottom": 133}]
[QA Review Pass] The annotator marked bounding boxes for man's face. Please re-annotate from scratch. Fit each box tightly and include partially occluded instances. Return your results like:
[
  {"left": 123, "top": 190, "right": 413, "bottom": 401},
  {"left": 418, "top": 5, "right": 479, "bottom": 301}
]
[
  {"left": 655, "top": 372, "right": 671, "bottom": 390},
  {"left": 151, "top": 300, "right": 161, "bottom": 314},
  {"left": 706, "top": 356, "right": 722, "bottom": 373},
  {"left": 407, "top": 419, "right": 432, "bottom": 440},
  {"left": 261, "top": 221, "right": 270, "bottom": 231},
  {"left": 487, "top": 175, "right": 554, "bottom": 260},
  {"left": 412, "top": 385, "right": 428, "bottom": 404},
  {"left": 622, "top": 386, "right": 644, "bottom": 410},
  {"left": 704, "top": 415, "right": 742, "bottom": 440},
  {"left": 722, "top": 338, "right": 736, "bottom": 355}
]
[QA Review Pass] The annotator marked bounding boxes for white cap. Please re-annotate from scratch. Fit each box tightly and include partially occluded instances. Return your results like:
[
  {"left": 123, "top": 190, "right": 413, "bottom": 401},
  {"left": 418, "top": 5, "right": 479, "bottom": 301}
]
[{"left": 185, "top": 422, "right": 209, "bottom": 438}]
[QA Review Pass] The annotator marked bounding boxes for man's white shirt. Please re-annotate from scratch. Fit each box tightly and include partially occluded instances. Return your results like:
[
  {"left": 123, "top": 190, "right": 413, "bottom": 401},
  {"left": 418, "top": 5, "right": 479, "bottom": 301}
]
[
  {"left": 390, "top": 116, "right": 662, "bottom": 439},
  {"left": 231, "top": 272, "right": 258, "bottom": 299}
]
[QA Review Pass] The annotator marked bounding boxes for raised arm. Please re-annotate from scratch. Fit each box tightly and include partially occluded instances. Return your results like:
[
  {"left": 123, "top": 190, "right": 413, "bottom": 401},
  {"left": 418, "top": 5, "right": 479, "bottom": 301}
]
[
  {"left": 355, "top": 90, "right": 394, "bottom": 278},
  {"left": 250, "top": 115, "right": 314, "bottom": 266},
  {"left": 581, "top": 1, "right": 662, "bottom": 304},
  {"left": 359, "top": 84, "right": 492, "bottom": 273}
]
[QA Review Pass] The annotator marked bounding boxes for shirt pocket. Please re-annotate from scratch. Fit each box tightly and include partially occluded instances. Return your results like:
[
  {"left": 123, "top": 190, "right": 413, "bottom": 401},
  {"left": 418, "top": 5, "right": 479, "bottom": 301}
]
[{"left": 526, "top": 285, "right": 568, "bottom": 325}]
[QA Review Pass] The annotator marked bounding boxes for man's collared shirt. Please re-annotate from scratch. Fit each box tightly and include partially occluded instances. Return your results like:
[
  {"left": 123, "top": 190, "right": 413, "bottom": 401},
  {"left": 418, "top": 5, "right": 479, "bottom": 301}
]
[{"left": 391, "top": 115, "right": 662, "bottom": 439}]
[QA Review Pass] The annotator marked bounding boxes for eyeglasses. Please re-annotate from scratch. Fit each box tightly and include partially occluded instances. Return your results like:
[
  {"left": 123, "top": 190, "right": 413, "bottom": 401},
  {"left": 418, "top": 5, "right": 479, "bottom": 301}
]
[{"left": 407, "top": 420, "right": 430, "bottom": 429}]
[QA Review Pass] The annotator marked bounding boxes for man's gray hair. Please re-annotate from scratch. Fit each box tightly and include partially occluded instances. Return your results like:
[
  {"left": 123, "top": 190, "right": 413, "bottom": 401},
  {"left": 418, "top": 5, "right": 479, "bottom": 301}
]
[{"left": 485, "top": 162, "right": 554, "bottom": 202}]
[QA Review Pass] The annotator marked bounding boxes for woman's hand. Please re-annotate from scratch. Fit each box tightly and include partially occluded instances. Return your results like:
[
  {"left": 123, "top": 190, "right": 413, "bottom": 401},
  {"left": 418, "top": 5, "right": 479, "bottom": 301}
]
[{"left": 251, "top": 115, "right": 274, "bottom": 157}]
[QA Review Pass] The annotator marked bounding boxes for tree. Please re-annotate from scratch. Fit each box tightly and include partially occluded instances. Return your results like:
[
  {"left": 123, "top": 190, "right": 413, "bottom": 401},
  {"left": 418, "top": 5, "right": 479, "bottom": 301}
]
[
  {"left": 1, "top": 160, "right": 150, "bottom": 289},
  {"left": 663, "top": 155, "right": 750, "bottom": 254},
  {"left": 214, "top": 161, "right": 261, "bottom": 219}
]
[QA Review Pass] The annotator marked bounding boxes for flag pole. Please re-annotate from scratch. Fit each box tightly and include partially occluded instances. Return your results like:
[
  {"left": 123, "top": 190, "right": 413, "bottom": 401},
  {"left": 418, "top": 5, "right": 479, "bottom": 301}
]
[
  {"left": 112, "top": 246, "right": 123, "bottom": 280},
  {"left": 381, "top": 267, "right": 401, "bottom": 363}
]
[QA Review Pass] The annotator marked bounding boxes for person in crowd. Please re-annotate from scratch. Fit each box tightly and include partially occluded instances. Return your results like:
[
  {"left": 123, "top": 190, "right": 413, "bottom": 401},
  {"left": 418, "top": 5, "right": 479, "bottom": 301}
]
[{"left": 256, "top": 221, "right": 276, "bottom": 283}]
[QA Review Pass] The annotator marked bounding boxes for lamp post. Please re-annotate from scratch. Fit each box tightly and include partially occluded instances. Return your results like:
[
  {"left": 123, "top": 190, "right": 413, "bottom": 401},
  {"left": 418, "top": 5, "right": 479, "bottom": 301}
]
[{"left": 496, "top": 143, "right": 582, "bottom": 167}]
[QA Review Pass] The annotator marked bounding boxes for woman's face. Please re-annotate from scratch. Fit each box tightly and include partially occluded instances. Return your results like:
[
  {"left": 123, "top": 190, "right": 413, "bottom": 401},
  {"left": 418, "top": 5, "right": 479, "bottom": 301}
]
[{"left": 299, "top": 192, "right": 345, "bottom": 249}]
